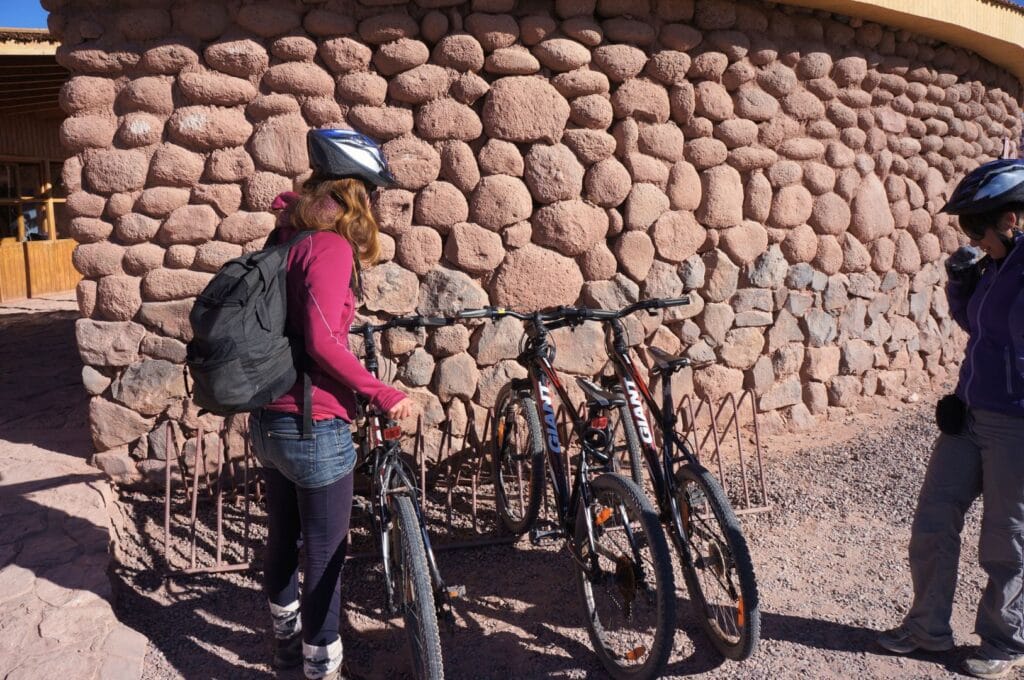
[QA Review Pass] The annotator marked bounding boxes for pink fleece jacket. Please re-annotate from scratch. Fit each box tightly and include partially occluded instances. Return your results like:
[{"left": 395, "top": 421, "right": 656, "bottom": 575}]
[{"left": 265, "top": 196, "right": 406, "bottom": 421}]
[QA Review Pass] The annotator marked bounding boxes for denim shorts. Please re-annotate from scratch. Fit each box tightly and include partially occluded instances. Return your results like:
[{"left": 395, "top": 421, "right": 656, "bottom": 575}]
[{"left": 249, "top": 409, "right": 357, "bottom": 489}]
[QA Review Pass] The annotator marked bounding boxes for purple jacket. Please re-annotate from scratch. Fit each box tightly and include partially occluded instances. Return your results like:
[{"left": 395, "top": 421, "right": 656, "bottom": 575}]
[{"left": 948, "top": 232, "right": 1024, "bottom": 417}]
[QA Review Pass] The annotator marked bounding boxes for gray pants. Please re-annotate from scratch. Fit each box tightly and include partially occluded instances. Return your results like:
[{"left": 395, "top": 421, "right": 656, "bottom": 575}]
[{"left": 905, "top": 408, "right": 1024, "bottom": 660}]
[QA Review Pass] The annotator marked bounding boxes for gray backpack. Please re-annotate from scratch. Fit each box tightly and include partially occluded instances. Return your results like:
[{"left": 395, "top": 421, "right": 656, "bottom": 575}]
[{"left": 186, "top": 230, "right": 314, "bottom": 436}]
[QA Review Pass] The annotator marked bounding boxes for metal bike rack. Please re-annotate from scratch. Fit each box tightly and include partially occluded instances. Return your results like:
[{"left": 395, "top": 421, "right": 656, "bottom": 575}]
[
  {"left": 162, "top": 423, "right": 256, "bottom": 575},
  {"left": 154, "top": 386, "right": 771, "bottom": 577},
  {"left": 677, "top": 390, "right": 771, "bottom": 516}
]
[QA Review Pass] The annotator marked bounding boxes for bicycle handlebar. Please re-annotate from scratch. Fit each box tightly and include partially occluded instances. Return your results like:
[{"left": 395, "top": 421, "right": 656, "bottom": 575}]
[
  {"left": 350, "top": 315, "right": 455, "bottom": 335},
  {"left": 452, "top": 298, "right": 691, "bottom": 328}
]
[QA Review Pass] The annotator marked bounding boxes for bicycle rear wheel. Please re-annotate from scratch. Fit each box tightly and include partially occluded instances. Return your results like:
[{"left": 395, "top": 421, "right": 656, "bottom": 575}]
[
  {"left": 492, "top": 384, "right": 545, "bottom": 535},
  {"left": 675, "top": 464, "right": 760, "bottom": 661},
  {"left": 574, "top": 473, "right": 676, "bottom": 680},
  {"left": 388, "top": 494, "right": 445, "bottom": 679}
]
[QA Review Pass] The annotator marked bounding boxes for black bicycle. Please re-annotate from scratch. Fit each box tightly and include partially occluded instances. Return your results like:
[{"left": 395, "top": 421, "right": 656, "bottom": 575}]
[
  {"left": 349, "top": 315, "right": 459, "bottom": 680},
  {"left": 457, "top": 306, "right": 677, "bottom": 680},
  {"left": 575, "top": 298, "right": 761, "bottom": 661}
]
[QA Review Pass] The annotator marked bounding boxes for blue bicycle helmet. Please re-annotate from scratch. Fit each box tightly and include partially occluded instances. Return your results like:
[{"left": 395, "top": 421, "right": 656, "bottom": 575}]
[
  {"left": 941, "top": 159, "right": 1024, "bottom": 216},
  {"left": 307, "top": 128, "right": 397, "bottom": 188}
]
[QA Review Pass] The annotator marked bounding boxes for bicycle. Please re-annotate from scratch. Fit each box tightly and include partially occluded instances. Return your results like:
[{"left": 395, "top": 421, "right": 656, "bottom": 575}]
[
  {"left": 575, "top": 298, "right": 761, "bottom": 661},
  {"left": 349, "top": 314, "right": 461, "bottom": 680},
  {"left": 456, "top": 306, "right": 677, "bottom": 680}
]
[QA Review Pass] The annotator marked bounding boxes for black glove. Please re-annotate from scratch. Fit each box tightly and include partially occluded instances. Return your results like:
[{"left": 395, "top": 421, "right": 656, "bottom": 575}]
[{"left": 945, "top": 245, "right": 983, "bottom": 287}]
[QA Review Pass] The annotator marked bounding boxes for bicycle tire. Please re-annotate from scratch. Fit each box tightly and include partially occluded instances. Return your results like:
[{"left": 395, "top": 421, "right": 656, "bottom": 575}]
[
  {"left": 492, "top": 384, "right": 545, "bottom": 535},
  {"left": 574, "top": 473, "right": 676, "bottom": 680},
  {"left": 675, "top": 464, "right": 760, "bottom": 661},
  {"left": 612, "top": 393, "right": 645, "bottom": 488},
  {"left": 388, "top": 494, "right": 445, "bottom": 680}
]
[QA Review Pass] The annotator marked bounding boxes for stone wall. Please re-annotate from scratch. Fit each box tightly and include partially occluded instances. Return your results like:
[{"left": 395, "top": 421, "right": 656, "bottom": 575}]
[{"left": 45, "top": 0, "right": 1022, "bottom": 483}]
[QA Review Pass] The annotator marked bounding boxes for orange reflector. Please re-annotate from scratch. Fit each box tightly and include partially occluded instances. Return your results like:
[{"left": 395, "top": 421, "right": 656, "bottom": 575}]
[
  {"left": 383, "top": 426, "right": 402, "bottom": 441},
  {"left": 590, "top": 416, "right": 608, "bottom": 429},
  {"left": 736, "top": 598, "right": 745, "bottom": 627},
  {"left": 496, "top": 420, "right": 505, "bottom": 446},
  {"left": 624, "top": 646, "right": 646, "bottom": 662},
  {"left": 448, "top": 590, "right": 461, "bottom": 599},
  {"left": 595, "top": 507, "right": 613, "bottom": 526}
]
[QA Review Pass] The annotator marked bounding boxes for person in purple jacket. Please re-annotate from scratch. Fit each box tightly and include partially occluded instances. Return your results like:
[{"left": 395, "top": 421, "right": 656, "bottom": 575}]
[
  {"left": 251, "top": 130, "right": 417, "bottom": 680},
  {"left": 879, "top": 159, "right": 1024, "bottom": 679}
]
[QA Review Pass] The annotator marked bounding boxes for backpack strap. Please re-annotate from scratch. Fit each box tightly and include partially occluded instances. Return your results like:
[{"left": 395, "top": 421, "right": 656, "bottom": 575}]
[{"left": 302, "top": 372, "right": 313, "bottom": 440}]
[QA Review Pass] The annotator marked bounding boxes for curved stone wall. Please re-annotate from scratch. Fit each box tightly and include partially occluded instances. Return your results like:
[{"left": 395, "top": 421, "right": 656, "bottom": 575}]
[{"left": 45, "top": 0, "right": 1023, "bottom": 481}]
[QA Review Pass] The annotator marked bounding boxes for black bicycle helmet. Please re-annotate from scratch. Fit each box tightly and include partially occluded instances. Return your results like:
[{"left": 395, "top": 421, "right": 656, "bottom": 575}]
[
  {"left": 941, "top": 159, "right": 1024, "bottom": 216},
  {"left": 307, "top": 128, "right": 397, "bottom": 187}
]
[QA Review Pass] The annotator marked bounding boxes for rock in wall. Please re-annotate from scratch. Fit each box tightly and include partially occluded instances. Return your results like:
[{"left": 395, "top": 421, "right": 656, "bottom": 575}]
[{"left": 46, "top": 0, "right": 1023, "bottom": 482}]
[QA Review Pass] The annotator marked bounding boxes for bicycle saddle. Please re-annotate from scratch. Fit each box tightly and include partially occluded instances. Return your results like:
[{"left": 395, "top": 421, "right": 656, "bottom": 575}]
[
  {"left": 647, "top": 346, "right": 692, "bottom": 374},
  {"left": 576, "top": 378, "right": 625, "bottom": 408}
]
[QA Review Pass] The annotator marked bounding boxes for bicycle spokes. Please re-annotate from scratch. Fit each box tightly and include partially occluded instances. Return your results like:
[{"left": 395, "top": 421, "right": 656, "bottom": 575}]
[{"left": 682, "top": 481, "right": 743, "bottom": 641}]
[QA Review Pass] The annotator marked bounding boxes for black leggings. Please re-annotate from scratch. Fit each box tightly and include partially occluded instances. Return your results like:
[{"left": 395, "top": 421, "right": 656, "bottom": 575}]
[{"left": 263, "top": 467, "right": 354, "bottom": 646}]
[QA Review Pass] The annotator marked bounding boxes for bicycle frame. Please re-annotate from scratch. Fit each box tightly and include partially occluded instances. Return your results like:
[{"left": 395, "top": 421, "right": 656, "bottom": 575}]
[
  {"left": 504, "top": 315, "right": 646, "bottom": 579},
  {"left": 352, "top": 323, "right": 453, "bottom": 619},
  {"left": 600, "top": 317, "right": 702, "bottom": 563}
]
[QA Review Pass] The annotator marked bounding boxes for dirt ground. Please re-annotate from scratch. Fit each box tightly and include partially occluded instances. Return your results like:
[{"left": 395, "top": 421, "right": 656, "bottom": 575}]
[{"left": 108, "top": 385, "right": 999, "bottom": 680}]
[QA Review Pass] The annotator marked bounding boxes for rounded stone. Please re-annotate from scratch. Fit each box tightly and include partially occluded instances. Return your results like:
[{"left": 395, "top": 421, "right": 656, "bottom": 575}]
[
  {"left": 432, "top": 34, "right": 485, "bottom": 72},
  {"left": 389, "top": 64, "right": 451, "bottom": 104},
  {"left": 263, "top": 62, "right": 335, "bottom": 97},
  {"left": 584, "top": 157, "right": 631, "bottom": 207},
  {"left": 624, "top": 183, "right": 670, "bottom": 231},
  {"left": 719, "top": 220, "right": 769, "bottom": 265},
  {"left": 482, "top": 76, "right": 570, "bottom": 144},
  {"left": 570, "top": 94, "right": 614, "bottom": 129},
  {"left": 415, "top": 181, "right": 469, "bottom": 228},
  {"left": 470, "top": 175, "right": 533, "bottom": 230},
  {"left": 769, "top": 185, "right": 814, "bottom": 228},
  {"left": 465, "top": 12, "right": 520, "bottom": 51},
  {"left": 416, "top": 98, "right": 483, "bottom": 141},
  {"left": 652, "top": 211, "right": 706, "bottom": 263},
  {"left": 167, "top": 106, "right": 252, "bottom": 151},
  {"left": 444, "top": 222, "right": 505, "bottom": 273},
  {"left": 439, "top": 141, "right": 481, "bottom": 192},
  {"left": 336, "top": 72, "right": 388, "bottom": 106},
  {"left": 484, "top": 46, "right": 541, "bottom": 75},
  {"left": 84, "top": 149, "right": 148, "bottom": 194},
  {"left": 696, "top": 165, "right": 744, "bottom": 229},
  {"left": 552, "top": 68, "right": 610, "bottom": 97},
  {"left": 375, "top": 39, "right": 430, "bottom": 76},
  {"left": 204, "top": 39, "right": 269, "bottom": 78},
  {"left": 397, "top": 226, "right": 443, "bottom": 275},
  {"left": 478, "top": 139, "right": 524, "bottom": 176},
  {"left": 533, "top": 38, "right": 591, "bottom": 71},
  {"left": 348, "top": 106, "right": 415, "bottom": 141},
  {"left": 532, "top": 200, "right": 608, "bottom": 256},
  {"left": 249, "top": 114, "right": 308, "bottom": 176},
  {"left": 809, "top": 192, "right": 852, "bottom": 235},
  {"left": 780, "top": 224, "right": 818, "bottom": 263},
  {"left": 523, "top": 143, "right": 585, "bottom": 204},
  {"left": 382, "top": 136, "right": 441, "bottom": 190},
  {"left": 611, "top": 79, "right": 671, "bottom": 123},
  {"left": 694, "top": 81, "right": 733, "bottom": 121},
  {"left": 667, "top": 161, "right": 701, "bottom": 211},
  {"left": 319, "top": 38, "right": 372, "bottom": 74},
  {"left": 613, "top": 231, "right": 656, "bottom": 281},
  {"left": 493, "top": 244, "right": 584, "bottom": 310}
]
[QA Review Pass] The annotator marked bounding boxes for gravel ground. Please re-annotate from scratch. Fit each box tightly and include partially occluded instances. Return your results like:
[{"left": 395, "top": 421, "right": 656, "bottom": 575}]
[{"left": 111, "top": 396, "right": 991, "bottom": 679}]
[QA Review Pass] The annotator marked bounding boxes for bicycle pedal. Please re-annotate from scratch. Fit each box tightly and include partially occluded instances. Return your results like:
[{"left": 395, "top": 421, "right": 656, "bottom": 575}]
[
  {"left": 446, "top": 584, "right": 466, "bottom": 600},
  {"left": 529, "top": 527, "right": 562, "bottom": 546}
]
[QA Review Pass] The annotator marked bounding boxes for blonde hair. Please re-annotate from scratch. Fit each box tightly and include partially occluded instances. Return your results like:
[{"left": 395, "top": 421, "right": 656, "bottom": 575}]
[{"left": 292, "top": 178, "right": 382, "bottom": 269}]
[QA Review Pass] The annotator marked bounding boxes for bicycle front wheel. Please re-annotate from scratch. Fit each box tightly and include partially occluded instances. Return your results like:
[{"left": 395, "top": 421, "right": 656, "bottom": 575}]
[
  {"left": 675, "top": 465, "right": 760, "bottom": 661},
  {"left": 388, "top": 494, "right": 445, "bottom": 679},
  {"left": 574, "top": 473, "right": 676, "bottom": 680},
  {"left": 492, "top": 384, "right": 545, "bottom": 535}
]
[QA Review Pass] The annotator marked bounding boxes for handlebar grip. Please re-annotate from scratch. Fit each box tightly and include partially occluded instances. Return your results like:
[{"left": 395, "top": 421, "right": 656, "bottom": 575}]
[
  {"left": 653, "top": 296, "right": 690, "bottom": 309},
  {"left": 416, "top": 316, "right": 454, "bottom": 327},
  {"left": 455, "top": 308, "right": 494, "bottom": 319}
]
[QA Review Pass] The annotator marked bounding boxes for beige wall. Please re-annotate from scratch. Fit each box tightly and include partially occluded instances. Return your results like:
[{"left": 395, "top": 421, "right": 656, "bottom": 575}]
[{"left": 776, "top": 0, "right": 1024, "bottom": 85}]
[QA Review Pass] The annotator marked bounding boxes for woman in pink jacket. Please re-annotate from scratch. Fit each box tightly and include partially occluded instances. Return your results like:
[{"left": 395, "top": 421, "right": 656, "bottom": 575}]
[{"left": 250, "top": 129, "right": 416, "bottom": 680}]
